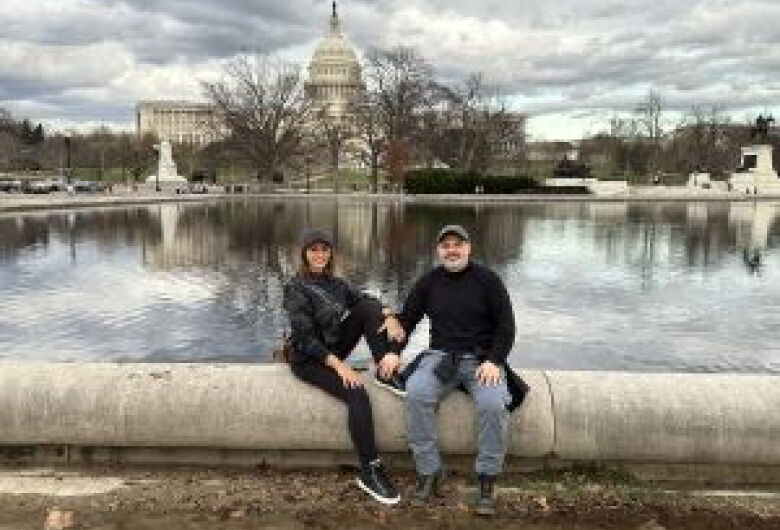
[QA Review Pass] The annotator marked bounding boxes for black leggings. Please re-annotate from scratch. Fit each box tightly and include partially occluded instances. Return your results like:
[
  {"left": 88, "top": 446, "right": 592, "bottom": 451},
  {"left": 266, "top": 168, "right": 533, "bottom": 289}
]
[{"left": 291, "top": 298, "right": 395, "bottom": 466}]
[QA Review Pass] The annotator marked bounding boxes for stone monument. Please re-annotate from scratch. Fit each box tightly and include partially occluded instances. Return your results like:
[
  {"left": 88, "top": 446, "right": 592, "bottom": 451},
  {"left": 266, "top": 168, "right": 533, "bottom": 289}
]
[
  {"left": 729, "top": 115, "right": 779, "bottom": 195},
  {"left": 146, "top": 137, "right": 186, "bottom": 184}
]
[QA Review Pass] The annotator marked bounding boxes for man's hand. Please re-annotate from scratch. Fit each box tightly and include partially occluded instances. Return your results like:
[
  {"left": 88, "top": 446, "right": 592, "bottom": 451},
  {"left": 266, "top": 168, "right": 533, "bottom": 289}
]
[
  {"left": 476, "top": 360, "right": 501, "bottom": 387},
  {"left": 378, "top": 353, "right": 401, "bottom": 379},
  {"left": 378, "top": 315, "right": 406, "bottom": 343}
]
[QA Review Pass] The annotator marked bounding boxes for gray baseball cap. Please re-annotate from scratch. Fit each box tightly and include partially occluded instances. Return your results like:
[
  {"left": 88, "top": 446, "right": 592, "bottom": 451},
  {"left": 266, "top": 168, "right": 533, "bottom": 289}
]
[
  {"left": 436, "top": 224, "right": 470, "bottom": 243},
  {"left": 300, "top": 228, "right": 334, "bottom": 249}
]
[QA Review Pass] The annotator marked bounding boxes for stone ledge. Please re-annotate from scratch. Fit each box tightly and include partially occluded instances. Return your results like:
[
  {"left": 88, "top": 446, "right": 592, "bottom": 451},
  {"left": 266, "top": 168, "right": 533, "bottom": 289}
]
[{"left": 1, "top": 362, "right": 779, "bottom": 478}]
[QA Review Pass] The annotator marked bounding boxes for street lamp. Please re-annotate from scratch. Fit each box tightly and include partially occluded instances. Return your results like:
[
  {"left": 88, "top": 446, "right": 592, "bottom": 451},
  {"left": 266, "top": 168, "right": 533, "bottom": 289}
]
[
  {"left": 305, "top": 154, "right": 313, "bottom": 194},
  {"left": 154, "top": 140, "right": 161, "bottom": 192},
  {"left": 64, "top": 135, "right": 72, "bottom": 184}
]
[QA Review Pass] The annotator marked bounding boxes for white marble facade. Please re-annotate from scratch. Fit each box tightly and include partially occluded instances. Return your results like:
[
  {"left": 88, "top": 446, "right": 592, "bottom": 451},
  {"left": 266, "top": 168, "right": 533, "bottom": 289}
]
[{"left": 729, "top": 144, "right": 780, "bottom": 195}]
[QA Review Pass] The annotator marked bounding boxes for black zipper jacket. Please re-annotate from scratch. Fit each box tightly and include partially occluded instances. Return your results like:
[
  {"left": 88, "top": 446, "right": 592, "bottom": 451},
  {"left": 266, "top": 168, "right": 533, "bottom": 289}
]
[{"left": 282, "top": 274, "right": 373, "bottom": 363}]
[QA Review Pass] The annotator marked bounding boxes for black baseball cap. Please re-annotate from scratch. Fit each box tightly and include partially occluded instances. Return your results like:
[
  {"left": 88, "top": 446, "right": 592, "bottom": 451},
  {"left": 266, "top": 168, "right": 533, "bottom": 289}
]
[
  {"left": 436, "top": 224, "right": 470, "bottom": 243},
  {"left": 300, "top": 228, "right": 334, "bottom": 249}
]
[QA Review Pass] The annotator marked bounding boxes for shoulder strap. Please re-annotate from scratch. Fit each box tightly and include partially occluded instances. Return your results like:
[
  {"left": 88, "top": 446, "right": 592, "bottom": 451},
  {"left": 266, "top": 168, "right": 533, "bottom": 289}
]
[{"left": 293, "top": 277, "right": 343, "bottom": 311}]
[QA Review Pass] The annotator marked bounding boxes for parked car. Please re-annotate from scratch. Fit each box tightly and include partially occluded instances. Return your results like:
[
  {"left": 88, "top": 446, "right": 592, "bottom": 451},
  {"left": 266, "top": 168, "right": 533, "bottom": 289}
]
[
  {"left": 175, "top": 183, "right": 208, "bottom": 194},
  {"left": 46, "top": 177, "right": 69, "bottom": 192},
  {"left": 22, "top": 180, "right": 52, "bottom": 194},
  {"left": 72, "top": 180, "right": 109, "bottom": 192},
  {"left": 0, "top": 180, "right": 21, "bottom": 192}
]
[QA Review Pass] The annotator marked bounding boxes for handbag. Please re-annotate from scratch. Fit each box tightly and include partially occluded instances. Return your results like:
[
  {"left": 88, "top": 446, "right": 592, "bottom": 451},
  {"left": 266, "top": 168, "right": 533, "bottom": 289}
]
[{"left": 272, "top": 332, "right": 293, "bottom": 363}]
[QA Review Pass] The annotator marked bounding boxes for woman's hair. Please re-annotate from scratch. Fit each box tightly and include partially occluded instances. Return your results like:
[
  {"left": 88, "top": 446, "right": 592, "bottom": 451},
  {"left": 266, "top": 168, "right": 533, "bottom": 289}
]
[{"left": 298, "top": 244, "right": 334, "bottom": 277}]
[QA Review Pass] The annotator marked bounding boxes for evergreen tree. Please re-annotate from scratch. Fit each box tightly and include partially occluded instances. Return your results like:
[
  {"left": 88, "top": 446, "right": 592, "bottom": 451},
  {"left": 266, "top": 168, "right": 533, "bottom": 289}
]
[{"left": 32, "top": 123, "right": 44, "bottom": 145}]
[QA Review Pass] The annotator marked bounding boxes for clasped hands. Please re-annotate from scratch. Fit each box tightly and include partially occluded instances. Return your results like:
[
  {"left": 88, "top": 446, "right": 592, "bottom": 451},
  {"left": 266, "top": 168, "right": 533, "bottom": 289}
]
[
  {"left": 378, "top": 314, "right": 405, "bottom": 343},
  {"left": 333, "top": 311, "right": 501, "bottom": 388}
]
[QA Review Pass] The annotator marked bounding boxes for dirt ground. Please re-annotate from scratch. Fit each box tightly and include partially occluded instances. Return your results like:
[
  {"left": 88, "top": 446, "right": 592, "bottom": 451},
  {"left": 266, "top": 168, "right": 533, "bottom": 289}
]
[{"left": 1, "top": 466, "right": 779, "bottom": 530}]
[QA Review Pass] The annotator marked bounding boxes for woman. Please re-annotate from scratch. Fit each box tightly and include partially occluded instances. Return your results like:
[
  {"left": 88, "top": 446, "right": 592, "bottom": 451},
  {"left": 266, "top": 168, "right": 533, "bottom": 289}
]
[{"left": 283, "top": 228, "right": 405, "bottom": 505}]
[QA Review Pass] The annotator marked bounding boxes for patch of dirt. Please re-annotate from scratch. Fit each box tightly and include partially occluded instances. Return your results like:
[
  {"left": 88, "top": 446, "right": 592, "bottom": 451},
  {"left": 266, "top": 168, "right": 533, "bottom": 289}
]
[{"left": 0, "top": 466, "right": 778, "bottom": 530}]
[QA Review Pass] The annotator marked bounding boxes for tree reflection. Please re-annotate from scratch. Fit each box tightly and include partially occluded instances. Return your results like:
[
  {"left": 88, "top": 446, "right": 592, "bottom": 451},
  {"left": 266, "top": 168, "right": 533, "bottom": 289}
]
[{"left": 1, "top": 199, "right": 779, "bottom": 363}]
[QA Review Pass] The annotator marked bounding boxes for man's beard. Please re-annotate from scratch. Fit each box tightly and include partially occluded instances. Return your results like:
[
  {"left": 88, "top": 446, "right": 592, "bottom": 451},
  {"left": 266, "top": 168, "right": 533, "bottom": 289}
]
[{"left": 441, "top": 255, "right": 468, "bottom": 272}]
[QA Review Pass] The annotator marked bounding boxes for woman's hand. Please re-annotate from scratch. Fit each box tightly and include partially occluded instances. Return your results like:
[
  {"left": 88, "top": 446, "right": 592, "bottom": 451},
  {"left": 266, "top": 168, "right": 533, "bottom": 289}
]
[
  {"left": 326, "top": 354, "right": 363, "bottom": 389},
  {"left": 379, "top": 315, "right": 406, "bottom": 343}
]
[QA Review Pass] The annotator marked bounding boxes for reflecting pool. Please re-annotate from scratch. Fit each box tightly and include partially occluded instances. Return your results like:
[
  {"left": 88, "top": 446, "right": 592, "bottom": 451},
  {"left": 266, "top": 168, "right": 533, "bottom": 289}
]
[{"left": 1, "top": 198, "right": 779, "bottom": 373}]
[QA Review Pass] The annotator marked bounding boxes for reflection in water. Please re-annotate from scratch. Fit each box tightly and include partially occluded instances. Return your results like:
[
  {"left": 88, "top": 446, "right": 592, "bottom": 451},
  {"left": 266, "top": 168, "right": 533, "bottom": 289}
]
[{"left": 0, "top": 199, "right": 779, "bottom": 372}]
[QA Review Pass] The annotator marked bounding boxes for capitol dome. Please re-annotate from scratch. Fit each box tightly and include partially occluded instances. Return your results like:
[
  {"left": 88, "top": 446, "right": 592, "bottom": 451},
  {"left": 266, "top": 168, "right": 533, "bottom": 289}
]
[{"left": 306, "top": 2, "right": 364, "bottom": 121}]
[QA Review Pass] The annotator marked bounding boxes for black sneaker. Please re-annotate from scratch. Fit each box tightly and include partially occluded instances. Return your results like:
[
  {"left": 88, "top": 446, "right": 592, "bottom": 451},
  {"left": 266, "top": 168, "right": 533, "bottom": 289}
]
[
  {"left": 414, "top": 469, "right": 443, "bottom": 502},
  {"left": 373, "top": 372, "right": 406, "bottom": 397},
  {"left": 356, "top": 459, "right": 400, "bottom": 505},
  {"left": 474, "top": 474, "right": 497, "bottom": 516}
]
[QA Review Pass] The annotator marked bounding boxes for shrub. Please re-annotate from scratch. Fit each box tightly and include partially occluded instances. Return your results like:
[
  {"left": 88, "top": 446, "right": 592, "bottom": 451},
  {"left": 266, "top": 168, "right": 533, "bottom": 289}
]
[
  {"left": 403, "top": 169, "right": 590, "bottom": 194},
  {"left": 404, "top": 169, "right": 539, "bottom": 194}
]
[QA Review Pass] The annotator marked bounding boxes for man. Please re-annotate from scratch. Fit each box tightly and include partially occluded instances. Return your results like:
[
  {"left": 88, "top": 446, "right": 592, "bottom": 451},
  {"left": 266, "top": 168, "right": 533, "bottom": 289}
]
[{"left": 376, "top": 224, "right": 526, "bottom": 515}]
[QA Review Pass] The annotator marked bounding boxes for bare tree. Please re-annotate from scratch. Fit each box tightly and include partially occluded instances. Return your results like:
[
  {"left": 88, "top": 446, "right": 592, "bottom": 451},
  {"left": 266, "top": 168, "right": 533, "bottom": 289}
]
[
  {"left": 599, "top": 113, "right": 653, "bottom": 179},
  {"left": 364, "top": 46, "right": 436, "bottom": 151},
  {"left": 339, "top": 46, "right": 437, "bottom": 190},
  {"left": 0, "top": 130, "right": 20, "bottom": 172},
  {"left": 433, "top": 73, "right": 522, "bottom": 173},
  {"left": 202, "top": 55, "right": 314, "bottom": 182},
  {"left": 634, "top": 90, "right": 665, "bottom": 175},
  {"left": 314, "top": 113, "right": 350, "bottom": 194},
  {"left": 348, "top": 90, "right": 385, "bottom": 193},
  {"left": 667, "top": 106, "right": 743, "bottom": 176},
  {"left": 385, "top": 137, "right": 411, "bottom": 188}
]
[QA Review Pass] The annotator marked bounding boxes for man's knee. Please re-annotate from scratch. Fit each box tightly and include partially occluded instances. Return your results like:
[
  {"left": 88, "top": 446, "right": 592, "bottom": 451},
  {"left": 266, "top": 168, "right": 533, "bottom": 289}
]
[
  {"left": 475, "top": 387, "right": 509, "bottom": 416},
  {"left": 405, "top": 371, "right": 439, "bottom": 406}
]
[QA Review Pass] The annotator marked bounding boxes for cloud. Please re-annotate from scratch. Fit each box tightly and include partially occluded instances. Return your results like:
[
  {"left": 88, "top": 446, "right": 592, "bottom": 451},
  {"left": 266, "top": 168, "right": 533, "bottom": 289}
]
[{"left": 0, "top": 0, "right": 778, "bottom": 138}]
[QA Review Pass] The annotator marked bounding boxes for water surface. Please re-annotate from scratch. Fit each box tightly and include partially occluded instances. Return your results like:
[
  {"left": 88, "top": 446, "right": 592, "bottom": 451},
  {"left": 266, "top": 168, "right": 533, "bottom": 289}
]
[{"left": 1, "top": 198, "right": 779, "bottom": 373}]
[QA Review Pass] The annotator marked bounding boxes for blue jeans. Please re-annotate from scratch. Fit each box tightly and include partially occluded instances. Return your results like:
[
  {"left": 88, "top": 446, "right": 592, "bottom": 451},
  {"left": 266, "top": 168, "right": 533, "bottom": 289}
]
[{"left": 404, "top": 350, "right": 510, "bottom": 476}]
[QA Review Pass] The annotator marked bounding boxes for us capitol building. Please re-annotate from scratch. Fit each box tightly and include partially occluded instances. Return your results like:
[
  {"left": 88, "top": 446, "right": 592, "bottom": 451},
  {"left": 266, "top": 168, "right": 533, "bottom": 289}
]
[{"left": 135, "top": 2, "right": 364, "bottom": 144}]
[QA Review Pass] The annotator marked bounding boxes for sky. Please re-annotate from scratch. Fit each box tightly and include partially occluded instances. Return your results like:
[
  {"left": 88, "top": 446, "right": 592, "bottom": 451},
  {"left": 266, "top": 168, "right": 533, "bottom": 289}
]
[{"left": 1, "top": 0, "right": 778, "bottom": 140}]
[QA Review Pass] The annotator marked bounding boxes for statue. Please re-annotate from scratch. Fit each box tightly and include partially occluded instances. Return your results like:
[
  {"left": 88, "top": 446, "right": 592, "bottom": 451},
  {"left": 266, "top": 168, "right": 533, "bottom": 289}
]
[
  {"left": 750, "top": 114, "right": 775, "bottom": 143},
  {"left": 146, "top": 137, "right": 186, "bottom": 186}
]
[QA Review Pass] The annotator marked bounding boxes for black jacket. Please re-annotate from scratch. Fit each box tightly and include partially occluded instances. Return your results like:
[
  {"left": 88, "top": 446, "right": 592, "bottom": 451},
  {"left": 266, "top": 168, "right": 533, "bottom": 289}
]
[
  {"left": 282, "top": 274, "right": 372, "bottom": 363},
  {"left": 398, "top": 263, "right": 529, "bottom": 411},
  {"left": 398, "top": 263, "right": 515, "bottom": 364}
]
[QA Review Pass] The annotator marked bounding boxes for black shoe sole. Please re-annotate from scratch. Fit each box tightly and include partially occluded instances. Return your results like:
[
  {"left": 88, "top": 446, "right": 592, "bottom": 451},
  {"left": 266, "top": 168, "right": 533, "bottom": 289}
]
[
  {"left": 356, "top": 477, "right": 401, "bottom": 505},
  {"left": 475, "top": 504, "right": 496, "bottom": 516}
]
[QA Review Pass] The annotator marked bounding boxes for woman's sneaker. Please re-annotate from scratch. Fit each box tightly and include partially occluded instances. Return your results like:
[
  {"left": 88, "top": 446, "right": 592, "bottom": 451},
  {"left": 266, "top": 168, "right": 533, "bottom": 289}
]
[
  {"left": 356, "top": 459, "right": 401, "bottom": 505},
  {"left": 373, "top": 373, "right": 406, "bottom": 397}
]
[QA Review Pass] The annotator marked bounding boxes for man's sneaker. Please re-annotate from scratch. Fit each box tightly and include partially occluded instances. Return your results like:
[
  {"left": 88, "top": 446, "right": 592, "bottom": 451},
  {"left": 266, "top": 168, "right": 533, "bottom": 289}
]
[
  {"left": 356, "top": 459, "right": 400, "bottom": 505},
  {"left": 414, "top": 469, "right": 443, "bottom": 502},
  {"left": 474, "top": 474, "right": 497, "bottom": 516},
  {"left": 373, "top": 372, "right": 406, "bottom": 397}
]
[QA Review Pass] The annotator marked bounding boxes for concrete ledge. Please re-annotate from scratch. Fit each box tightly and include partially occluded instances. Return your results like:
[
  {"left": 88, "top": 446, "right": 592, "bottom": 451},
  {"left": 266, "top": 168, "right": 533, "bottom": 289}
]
[
  {"left": 1, "top": 362, "right": 779, "bottom": 476},
  {"left": 0, "top": 363, "right": 553, "bottom": 456},
  {"left": 549, "top": 371, "right": 780, "bottom": 463}
]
